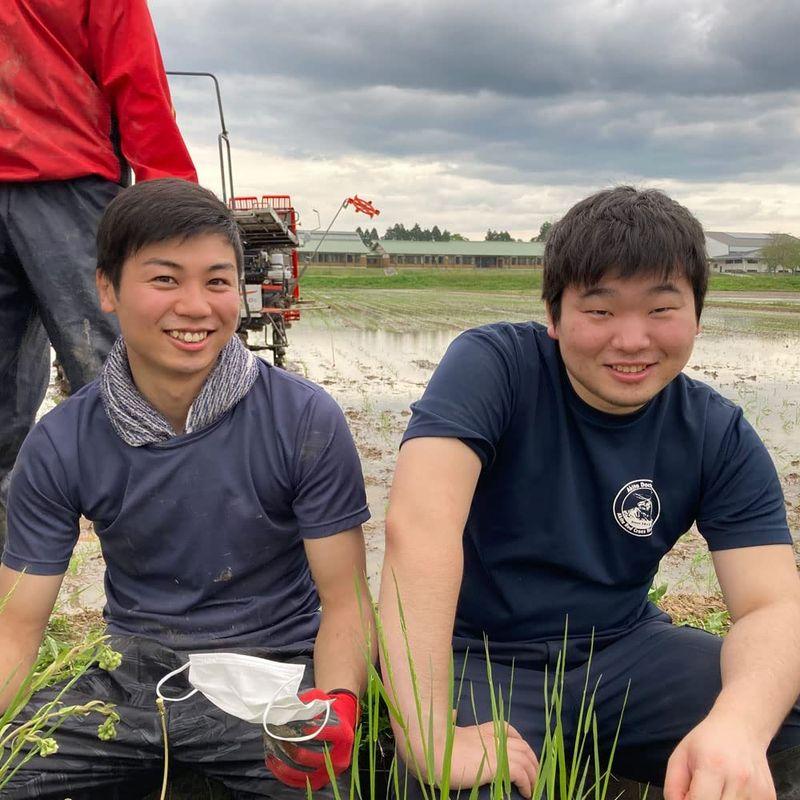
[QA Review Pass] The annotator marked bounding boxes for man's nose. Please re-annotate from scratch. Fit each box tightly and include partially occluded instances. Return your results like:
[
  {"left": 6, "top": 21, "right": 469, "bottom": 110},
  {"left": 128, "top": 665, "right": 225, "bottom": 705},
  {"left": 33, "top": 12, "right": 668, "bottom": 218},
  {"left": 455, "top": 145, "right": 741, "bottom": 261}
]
[
  {"left": 173, "top": 284, "right": 212, "bottom": 317},
  {"left": 610, "top": 317, "right": 651, "bottom": 352}
]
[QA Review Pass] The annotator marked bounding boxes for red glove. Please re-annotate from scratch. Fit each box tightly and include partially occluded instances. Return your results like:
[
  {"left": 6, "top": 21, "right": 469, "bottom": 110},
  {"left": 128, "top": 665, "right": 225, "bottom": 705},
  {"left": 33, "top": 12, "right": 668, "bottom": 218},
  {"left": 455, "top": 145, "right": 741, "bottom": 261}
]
[{"left": 264, "top": 688, "right": 360, "bottom": 790}]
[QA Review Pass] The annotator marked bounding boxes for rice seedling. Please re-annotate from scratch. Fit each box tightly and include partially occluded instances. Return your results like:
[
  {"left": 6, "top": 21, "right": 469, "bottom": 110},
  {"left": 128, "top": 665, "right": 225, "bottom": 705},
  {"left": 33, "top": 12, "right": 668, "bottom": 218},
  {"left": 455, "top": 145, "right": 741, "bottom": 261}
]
[{"left": 338, "top": 590, "right": 630, "bottom": 800}]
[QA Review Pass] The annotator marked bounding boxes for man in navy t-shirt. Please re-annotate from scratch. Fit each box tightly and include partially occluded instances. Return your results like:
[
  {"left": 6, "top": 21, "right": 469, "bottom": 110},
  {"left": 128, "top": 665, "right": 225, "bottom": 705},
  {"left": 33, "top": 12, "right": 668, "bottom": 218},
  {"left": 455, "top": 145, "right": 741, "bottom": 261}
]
[
  {"left": 380, "top": 187, "right": 800, "bottom": 799},
  {"left": 0, "top": 179, "right": 372, "bottom": 798}
]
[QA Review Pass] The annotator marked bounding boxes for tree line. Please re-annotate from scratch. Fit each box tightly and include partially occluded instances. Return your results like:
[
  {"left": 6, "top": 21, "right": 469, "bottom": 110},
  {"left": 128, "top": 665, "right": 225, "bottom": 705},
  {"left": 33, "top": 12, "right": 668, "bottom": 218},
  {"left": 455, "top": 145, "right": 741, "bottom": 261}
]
[
  {"left": 357, "top": 220, "right": 555, "bottom": 246},
  {"left": 370, "top": 223, "right": 468, "bottom": 242}
]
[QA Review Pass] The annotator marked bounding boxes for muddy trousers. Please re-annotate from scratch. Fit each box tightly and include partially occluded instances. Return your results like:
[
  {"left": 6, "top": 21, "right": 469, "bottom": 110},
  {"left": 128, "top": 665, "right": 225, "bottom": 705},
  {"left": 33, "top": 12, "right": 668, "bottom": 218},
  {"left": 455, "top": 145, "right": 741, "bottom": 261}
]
[
  {"left": 2, "top": 636, "right": 346, "bottom": 800},
  {"left": 407, "top": 615, "right": 800, "bottom": 799},
  {"left": 0, "top": 177, "right": 120, "bottom": 543}
]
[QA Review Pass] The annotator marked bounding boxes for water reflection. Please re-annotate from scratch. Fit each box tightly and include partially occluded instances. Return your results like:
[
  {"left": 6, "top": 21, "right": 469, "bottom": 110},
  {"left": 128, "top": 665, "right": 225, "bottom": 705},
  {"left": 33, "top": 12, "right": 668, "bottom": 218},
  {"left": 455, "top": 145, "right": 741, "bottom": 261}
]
[{"left": 292, "top": 322, "right": 800, "bottom": 460}]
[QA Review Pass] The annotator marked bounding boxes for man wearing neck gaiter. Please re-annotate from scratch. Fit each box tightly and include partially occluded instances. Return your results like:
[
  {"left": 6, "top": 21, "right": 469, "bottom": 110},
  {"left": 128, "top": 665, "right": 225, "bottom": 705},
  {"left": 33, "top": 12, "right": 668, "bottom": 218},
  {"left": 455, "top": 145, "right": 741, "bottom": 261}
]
[{"left": 0, "top": 179, "right": 372, "bottom": 798}]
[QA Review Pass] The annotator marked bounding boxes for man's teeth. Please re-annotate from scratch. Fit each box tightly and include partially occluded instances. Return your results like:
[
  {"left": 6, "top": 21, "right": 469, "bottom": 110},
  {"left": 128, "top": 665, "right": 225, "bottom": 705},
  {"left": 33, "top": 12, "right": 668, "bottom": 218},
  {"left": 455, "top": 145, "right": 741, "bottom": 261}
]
[
  {"left": 612, "top": 364, "right": 647, "bottom": 374},
  {"left": 169, "top": 330, "right": 208, "bottom": 343}
]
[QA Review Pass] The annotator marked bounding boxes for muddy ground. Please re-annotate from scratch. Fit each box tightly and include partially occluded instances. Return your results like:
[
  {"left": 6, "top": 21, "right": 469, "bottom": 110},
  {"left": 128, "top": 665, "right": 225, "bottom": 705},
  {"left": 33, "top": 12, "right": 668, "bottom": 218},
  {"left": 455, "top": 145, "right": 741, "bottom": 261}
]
[{"left": 54, "top": 288, "right": 800, "bottom": 628}]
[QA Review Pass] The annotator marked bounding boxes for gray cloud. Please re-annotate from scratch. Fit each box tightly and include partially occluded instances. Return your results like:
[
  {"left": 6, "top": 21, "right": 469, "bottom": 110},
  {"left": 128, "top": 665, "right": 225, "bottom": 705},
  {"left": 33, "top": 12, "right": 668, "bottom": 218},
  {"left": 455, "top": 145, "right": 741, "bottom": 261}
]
[
  {"left": 153, "top": 0, "right": 800, "bottom": 96},
  {"left": 151, "top": 0, "right": 800, "bottom": 195}
]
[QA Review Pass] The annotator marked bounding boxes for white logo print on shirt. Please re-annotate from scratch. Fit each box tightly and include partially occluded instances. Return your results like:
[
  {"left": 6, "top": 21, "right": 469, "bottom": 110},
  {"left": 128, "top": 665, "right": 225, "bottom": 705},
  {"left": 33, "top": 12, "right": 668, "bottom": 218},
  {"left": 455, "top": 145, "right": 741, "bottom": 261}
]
[{"left": 613, "top": 479, "right": 660, "bottom": 537}]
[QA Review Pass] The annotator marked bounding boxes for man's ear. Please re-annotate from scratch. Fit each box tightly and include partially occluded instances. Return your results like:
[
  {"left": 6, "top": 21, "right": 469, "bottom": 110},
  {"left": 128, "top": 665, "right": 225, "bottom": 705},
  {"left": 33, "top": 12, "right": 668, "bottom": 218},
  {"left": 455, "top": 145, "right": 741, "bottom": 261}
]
[
  {"left": 96, "top": 269, "right": 117, "bottom": 314},
  {"left": 545, "top": 304, "right": 558, "bottom": 341}
]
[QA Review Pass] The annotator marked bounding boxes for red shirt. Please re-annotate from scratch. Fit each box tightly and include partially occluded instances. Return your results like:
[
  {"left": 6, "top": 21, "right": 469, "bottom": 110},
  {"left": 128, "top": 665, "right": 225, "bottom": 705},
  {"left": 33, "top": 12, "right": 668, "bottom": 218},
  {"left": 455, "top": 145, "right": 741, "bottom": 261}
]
[{"left": 0, "top": 0, "right": 197, "bottom": 183}]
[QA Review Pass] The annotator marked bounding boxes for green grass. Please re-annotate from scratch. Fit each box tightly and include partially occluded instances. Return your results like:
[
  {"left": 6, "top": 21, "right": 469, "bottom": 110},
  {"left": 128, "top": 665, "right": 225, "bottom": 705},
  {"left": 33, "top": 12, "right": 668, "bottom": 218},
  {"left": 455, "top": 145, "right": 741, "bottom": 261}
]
[
  {"left": 302, "top": 268, "right": 542, "bottom": 292},
  {"left": 300, "top": 268, "right": 800, "bottom": 294},
  {"left": 709, "top": 273, "right": 800, "bottom": 292}
]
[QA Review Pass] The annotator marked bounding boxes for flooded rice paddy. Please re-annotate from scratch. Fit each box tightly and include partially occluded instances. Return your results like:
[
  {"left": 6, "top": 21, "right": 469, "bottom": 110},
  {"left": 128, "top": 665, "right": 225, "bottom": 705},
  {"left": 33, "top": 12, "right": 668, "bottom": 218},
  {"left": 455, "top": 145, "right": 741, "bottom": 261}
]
[
  {"left": 55, "top": 288, "right": 800, "bottom": 618},
  {"left": 287, "top": 290, "right": 800, "bottom": 597}
]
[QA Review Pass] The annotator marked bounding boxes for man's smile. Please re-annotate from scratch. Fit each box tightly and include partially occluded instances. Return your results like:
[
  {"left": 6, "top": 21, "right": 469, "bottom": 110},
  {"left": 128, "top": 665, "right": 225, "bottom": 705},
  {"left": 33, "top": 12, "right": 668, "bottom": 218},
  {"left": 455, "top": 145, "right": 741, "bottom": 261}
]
[
  {"left": 608, "top": 363, "right": 652, "bottom": 374},
  {"left": 166, "top": 329, "right": 211, "bottom": 343},
  {"left": 604, "top": 361, "right": 657, "bottom": 383}
]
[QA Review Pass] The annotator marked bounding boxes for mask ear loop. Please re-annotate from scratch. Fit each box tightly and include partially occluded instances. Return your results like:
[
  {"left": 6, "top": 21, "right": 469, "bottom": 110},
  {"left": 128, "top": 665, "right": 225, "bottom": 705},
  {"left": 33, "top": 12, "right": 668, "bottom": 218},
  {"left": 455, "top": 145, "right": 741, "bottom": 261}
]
[
  {"left": 155, "top": 661, "right": 198, "bottom": 702},
  {"left": 262, "top": 675, "right": 332, "bottom": 742}
]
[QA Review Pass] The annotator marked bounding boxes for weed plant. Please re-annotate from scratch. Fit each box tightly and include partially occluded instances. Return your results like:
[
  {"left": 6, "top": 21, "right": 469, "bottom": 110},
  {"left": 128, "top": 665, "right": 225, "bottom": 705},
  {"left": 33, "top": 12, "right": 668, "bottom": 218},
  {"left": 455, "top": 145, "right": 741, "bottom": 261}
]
[
  {"left": 34, "top": 612, "right": 106, "bottom": 683},
  {"left": 647, "top": 582, "right": 731, "bottom": 636},
  {"left": 679, "top": 609, "right": 730, "bottom": 637},
  {"left": 0, "top": 588, "right": 121, "bottom": 789}
]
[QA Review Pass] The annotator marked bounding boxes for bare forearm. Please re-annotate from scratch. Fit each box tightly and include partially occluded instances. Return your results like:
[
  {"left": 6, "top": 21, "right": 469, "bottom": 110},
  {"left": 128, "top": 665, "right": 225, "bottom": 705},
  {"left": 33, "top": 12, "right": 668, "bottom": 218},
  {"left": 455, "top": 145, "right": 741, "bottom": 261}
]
[
  {"left": 0, "top": 568, "right": 62, "bottom": 712},
  {"left": 314, "top": 597, "right": 375, "bottom": 695},
  {"left": 379, "top": 530, "right": 463, "bottom": 760},
  {"left": 379, "top": 437, "right": 480, "bottom": 766},
  {"left": 0, "top": 630, "right": 41, "bottom": 713},
  {"left": 712, "top": 600, "right": 800, "bottom": 742}
]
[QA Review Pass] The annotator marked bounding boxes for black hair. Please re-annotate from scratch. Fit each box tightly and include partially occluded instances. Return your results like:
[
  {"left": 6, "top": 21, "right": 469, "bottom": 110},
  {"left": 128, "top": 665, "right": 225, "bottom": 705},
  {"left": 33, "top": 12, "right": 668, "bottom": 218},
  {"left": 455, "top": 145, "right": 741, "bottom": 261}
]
[
  {"left": 96, "top": 178, "right": 243, "bottom": 290},
  {"left": 542, "top": 186, "right": 708, "bottom": 323}
]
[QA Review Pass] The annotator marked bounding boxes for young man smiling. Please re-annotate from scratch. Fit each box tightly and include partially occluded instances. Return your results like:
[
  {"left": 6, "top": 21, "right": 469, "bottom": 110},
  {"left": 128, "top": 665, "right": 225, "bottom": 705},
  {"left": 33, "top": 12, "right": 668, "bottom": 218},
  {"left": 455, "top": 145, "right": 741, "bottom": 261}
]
[
  {"left": 380, "top": 187, "right": 800, "bottom": 800},
  {"left": 0, "top": 179, "right": 372, "bottom": 798}
]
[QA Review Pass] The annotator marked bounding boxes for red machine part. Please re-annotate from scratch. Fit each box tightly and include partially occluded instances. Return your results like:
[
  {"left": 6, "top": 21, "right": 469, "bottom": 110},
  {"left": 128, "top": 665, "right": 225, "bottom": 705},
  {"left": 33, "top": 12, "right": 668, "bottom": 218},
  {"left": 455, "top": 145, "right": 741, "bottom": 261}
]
[
  {"left": 345, "top": 195, "right": 380, "bottom": 218},
  {"left": 261, "top": 195, "right": 300, "bottom": 302},
  {"left": 229, "top": 194, "right": 301, "bottom": 319},
  {"left": 261, "top": 194, "right": 300, "bottom": 302}
]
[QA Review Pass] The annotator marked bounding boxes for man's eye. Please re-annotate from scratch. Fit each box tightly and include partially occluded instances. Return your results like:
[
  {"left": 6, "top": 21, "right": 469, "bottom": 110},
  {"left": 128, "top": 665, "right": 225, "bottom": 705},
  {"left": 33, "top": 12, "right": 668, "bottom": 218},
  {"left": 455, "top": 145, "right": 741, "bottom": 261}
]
[
  {"left": 651, "top": 307, "right": 674, "bottom": 315},
  {"left": 586, "top": 309, "right": 610, "bottom": 317},
  {"left": 209, "top": 278, "right": 233, "bottom": 287},
  {"left": 152, "top": 275, "right": 176, "bottom": 284}
]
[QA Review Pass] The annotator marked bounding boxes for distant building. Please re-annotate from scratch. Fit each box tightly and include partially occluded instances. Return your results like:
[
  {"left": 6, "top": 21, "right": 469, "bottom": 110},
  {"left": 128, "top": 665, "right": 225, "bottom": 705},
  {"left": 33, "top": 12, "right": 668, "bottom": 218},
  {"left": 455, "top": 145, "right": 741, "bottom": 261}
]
[
  {"left": 299, "top": 228, "right": 795, "bottom": 273},
  {"left": 705, "top": 231, "right": 797, "bottom": 273},
  {"left": 297, "top": 230, "right": 381, "bottom": 267},
  {"left": 375, "top": 239, "right": 544, "bottom": 268},
  {"left": 297, "top": 230, "right": 545, "bottom": 269}
]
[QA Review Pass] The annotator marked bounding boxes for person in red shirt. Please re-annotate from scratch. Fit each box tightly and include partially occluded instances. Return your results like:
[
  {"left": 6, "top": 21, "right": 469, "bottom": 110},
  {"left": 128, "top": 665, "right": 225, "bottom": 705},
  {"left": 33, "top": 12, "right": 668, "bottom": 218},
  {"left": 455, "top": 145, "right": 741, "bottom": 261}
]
[{"left": 0, "top": 0, "right": 197, "bottom": 545}]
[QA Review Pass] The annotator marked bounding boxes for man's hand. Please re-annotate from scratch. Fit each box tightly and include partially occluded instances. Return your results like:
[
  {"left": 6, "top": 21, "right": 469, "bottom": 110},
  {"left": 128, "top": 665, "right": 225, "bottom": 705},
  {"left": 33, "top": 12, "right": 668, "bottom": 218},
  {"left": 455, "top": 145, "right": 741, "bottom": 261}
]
[
  {"left": 410, "top": 721, "right": 538, "bottom": 798},
  {"left": 664, "top": 713, "right": 775, "bottom": 800},
  {"left": 264, "top": 688, "right": 359, "bottom": 790}
]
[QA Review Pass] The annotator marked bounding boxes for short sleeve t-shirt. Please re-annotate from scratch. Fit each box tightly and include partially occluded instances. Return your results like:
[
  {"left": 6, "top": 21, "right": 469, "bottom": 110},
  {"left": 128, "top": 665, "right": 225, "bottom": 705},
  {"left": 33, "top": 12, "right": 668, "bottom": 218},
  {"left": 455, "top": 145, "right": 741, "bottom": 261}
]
[
  {"left": 3, "top": 359, "right": 370, "bottom": 651},
  {"left": 402, "top": 322, "right": 790, "bottom": 644}
]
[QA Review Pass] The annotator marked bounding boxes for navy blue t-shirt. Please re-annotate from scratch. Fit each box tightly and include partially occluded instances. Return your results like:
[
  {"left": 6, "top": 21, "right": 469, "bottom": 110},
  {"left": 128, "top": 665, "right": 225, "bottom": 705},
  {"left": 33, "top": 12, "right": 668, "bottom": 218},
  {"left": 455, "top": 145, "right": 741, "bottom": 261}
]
[
  {"left": 3, "top": 359, "right": 370, "bottom": 650},
  {"left": 402, "top": 322, "right": 791, "bottom": 644}
]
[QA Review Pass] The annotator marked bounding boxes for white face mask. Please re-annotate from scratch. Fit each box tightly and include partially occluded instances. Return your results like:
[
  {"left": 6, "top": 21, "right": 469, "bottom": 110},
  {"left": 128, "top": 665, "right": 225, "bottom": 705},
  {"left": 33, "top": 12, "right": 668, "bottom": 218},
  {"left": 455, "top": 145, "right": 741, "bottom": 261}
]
[{"left": 155, "top": 653, "right": 331, "bottom": 742}]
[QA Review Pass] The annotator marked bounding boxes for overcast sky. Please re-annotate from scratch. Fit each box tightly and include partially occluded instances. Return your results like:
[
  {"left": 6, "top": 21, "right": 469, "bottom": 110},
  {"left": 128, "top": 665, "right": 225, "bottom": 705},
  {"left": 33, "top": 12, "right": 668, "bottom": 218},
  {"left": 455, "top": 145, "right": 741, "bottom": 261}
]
[{"left": 150, "top": 0, "right": 800, "bottom": 240}]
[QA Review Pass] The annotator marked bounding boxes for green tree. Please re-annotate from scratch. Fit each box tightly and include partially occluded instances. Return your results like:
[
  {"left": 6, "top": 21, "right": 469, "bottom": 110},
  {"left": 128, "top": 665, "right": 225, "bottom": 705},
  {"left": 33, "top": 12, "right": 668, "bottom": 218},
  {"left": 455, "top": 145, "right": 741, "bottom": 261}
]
[
  {"left": 761, "top": 233, "right": 800, "bottom": 273},
  {"left": 382, "top": 223, "right": 467, "bottom": 242},
  {"left": 383, "top": 223, "right": 408, "bottom": 240},
  {"left": 533, "top": 220, "right": 554, "bottom": 242},
  {"left": 485, "top": 229, "right": 513, "bottom": 241}
]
